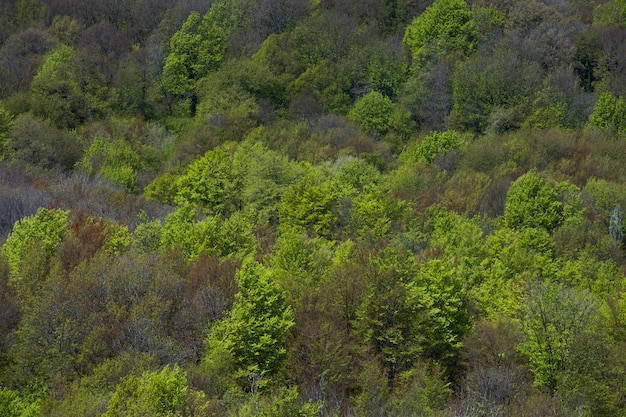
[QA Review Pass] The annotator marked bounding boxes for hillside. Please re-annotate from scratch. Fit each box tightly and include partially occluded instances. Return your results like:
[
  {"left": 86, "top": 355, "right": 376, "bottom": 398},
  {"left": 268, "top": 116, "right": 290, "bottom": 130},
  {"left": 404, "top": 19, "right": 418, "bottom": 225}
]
[{"left": 2, "top": 0, "right": 626, "bottom": 415}]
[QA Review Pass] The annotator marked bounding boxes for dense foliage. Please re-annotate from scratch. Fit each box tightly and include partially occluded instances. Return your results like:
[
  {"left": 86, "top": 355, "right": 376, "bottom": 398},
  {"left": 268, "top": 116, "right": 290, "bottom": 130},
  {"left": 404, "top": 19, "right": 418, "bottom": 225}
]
[{"left": 2, "top": 0, "right": 626, "bottom": 415}]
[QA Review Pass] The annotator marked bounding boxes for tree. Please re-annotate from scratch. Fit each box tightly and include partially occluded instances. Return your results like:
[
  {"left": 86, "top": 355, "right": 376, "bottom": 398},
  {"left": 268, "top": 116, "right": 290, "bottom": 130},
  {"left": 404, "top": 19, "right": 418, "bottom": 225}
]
[
  {"left": 400, "top": 130, "right": 465, "bottom": 164},
  {"left": 503, "top": 170, "right": 564, "bottom": 232},
  {"left": 233, "top": 141, "right": 305, "bottom": 224},
  {"left": 519, "top": 281, "right": 597, "bottom": 395},
  {"left": 0, "top": 105, "right": 13, "bottom": 160},
  {"left": 175, "top": 145, "right": 242, "bottom": 216},
  {"left": 403, "top": 0, "right": 476, "bottom": 62},
  {"left": 162, "top": 10, "right": 226, "bottom": 114},
  {"left": 0, "top": 387, "right": 39, "bottom": 417},
  {"left": 594, "top": 0, "right": 626, "bottom": 28},
  {"left": 2, "top": 208, "right": 69, "bottom": 293},
  {"left": 279, "top": 173, "right": 337, "bottom": 238},
  {"left": 76, "top": 137, "right": 142, "bottom": 192},
  {"left": 104, "top": 365, "right": 207, "bottom": 417},
  {"left": 588, "top": 91, "right": 626, "bottom": 136},
  {"left": 348, "top": 91, "right": 395, "bottom": 137},
  {"left": 0, "top": 27, "right": 58, "bottom": 98},
  {"left": 450, "top": 48, "right": 542, "bottom": 133},
  {"left": 204, "top": 260, "right": 294, "bottom": 389}
]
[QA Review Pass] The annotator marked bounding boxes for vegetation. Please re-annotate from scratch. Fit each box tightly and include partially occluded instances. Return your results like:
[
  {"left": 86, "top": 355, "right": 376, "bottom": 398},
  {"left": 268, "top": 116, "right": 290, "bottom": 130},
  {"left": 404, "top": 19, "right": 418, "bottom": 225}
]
[{"left": 2, "top": 0, "right": 626, "bottom": 415}]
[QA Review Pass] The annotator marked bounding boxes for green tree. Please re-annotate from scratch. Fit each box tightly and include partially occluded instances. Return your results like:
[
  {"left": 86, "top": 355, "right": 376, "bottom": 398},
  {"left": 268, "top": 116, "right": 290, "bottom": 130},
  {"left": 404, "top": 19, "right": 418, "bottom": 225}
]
[
  {"left": 233, "top": 141, "right": 305, "bottom": 224},
  {"left": 503, "top": 170, "right": 564, "bottom": 232},
  {"left": 15, "top": 0, "right": 48, "bottom": 28},
  {"left": 588, "top": 91, "right": 626, "bottom": 136},
  {"left": 6, "top": 113, "right": 82, "bottom": 170},
  {"left": 519, "top": 281, "right": 597, "bottom": 395},
  {"left": 279, "top": 173, "right": 337, "bottom": 238},
  {"left": 0, "top": 387, "right": 39, "bottom": 417},
  {"left": 403, "top": 0, "right": 476, "bottom": 61},
  {"left": 204, "top": 260, "right": 294, "bottom": 388},
  {"left": 0, "top": 105, "right": 13, "bottom": 160},
  {"left": 594, "top": 0, "right": 626, "bottom": 28},
  {"left": 2, "top": 208, "right": 69, "bottom": 291},
  {"left": 77, "top": 137, "right": 143, "bottom": 193},
  {"left": 175, "top": 145, "right": 242, "bottom": 216},
  {"left": 348, "top": 91, "right": 395, "bottom": 137},
  {"left": 104, "top": 365, "right": 206, "bottom": 417},
  {"left": 400, "top": 130, "right": 465, "bottom": 164},
  {"left": 162, "top": 10, "right": 226, "bottom": 114}
]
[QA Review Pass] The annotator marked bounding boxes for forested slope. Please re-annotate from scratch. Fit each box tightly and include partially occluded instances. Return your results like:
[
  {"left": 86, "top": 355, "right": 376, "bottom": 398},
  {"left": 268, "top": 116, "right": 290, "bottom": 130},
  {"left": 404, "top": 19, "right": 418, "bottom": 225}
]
[{"left": 2, "top": 0, "right": 626, "bottom": 415}]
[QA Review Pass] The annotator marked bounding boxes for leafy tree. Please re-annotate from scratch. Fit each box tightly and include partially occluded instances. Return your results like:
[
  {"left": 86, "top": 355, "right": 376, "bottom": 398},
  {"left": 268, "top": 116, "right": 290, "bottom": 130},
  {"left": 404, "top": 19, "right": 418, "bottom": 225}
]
[
  {"left": 588, "top": 91, "right": 626, "bottom": 136},
  {"left": 279, "top": 173, "right": 337, "bottom": 238},
  {"left": 0, "top": 27, "right": 58, "bottom": 98},
  {"left": 253, "top": 32, "right": 305, "bottom": 80},
  {"left": 0, "top": 105, "right": 13, "bottom": 160},
  {"left": 519, "top": 281, "right": 597, "bottom": 395},
  {"left": 292, "top": 11, "right": 358, "bottom": 67},
  {"left": 204, "top": 260, "right": 294, "bottom": 388},
  {"left": 400, "top": 130, "right": 465, "bottom": 164},
  {"left": 47, "top": 15, "right": 83, "bottom": 46},
  {"left": 162, "top": 9, "right": 227, "bottom": 114},
  {"left": 159, "top": 204, "right": 221, "bottom": 260},
  {"left": 503, "top": 170, "right": 564, "bottom": 232},
  {"left": 416, "top": 257, "right": 472, "bottom": 365},
  {"left": 403, "top": 0, "right": 476, "bottom": 62},
  {"left": 355, "top": 256, "right": 426, "bottom": 381},
  {"left": 0, "top": 387, "right": 39, "bottom": 417},
  {"left": 6, "top": 113, "right": 82, "bottom": 170},
  {"left": 351, "top": 184, "right": 404, "bottom": 241},
  {"left": 289, "top": 61, "right": 352, "bottom": 115},
  {"left": 450, "top": 48, "right": 542, "bottom": 133},
  {"left": 104, "top": 365, "right": 206, "bottom": 417},
  {"left": 33, "top": 45, "right": 73, "bottom": 82},
  {"left": 348, "top": 91, "right": 394, "bottom": 137},
  {"left": 594, "top": 0, "right": 626, "bottom": 28},
  {"left": 2, "top": 207, "right": 69, "bottom": 289},
  {"left": 175, "top": 145, "right": 242, "bottom": 216},
  {"left": 233, "top": 141, "right": 305, "bottom": 224},
  {"left": 77, "top": 137, "right": 142, "bottom": 192}
]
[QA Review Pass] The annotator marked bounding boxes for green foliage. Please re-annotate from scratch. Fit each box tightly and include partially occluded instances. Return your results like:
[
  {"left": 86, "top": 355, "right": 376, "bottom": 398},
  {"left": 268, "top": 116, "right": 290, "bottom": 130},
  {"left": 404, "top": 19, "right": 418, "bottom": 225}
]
[
  {"left": 33, "top": 44, "right": 73, "bottom": 82},
  {"left": 233, "top": 141, "right": 306, "bottom": 224},
  {"left": 253, "top": 33, "right": 304, "bottom": 79},
  {"left": 289, "top": 61, "right": 352, "bottom": 115},
  {"left": 0, "top": 387, "right": 39, "bottom": 417},
  {"left": 594, "top": 0, "right": 626, "bottom": 28},
  {"left": 348, "top": 91, "right": 395, "bottom": 137},
  {"left": 2, "top": 207, "right": 69, "bottom": 284},
  {"left": 416, "top": 258, "right": 472, "bottom": 363},
  {"left": 0, "top": 104, "right": 13, "bottom": 160},
  {"left": 175, "top": 145, "right": 242, "bottom": 215},
  {"left": 104, "top": 365, "right": 206, "bottom": 417},
  {"left": 519, "top": 281, "right": 597, "bottom": 394},
  {"left": 6, "top": 113, "right": 82, "bottom": 170},
  {"left": 450, "top": 49, "right": 542, "bottom": 133},
  {"left": 279, "top": 173, "right": 337, "bottom": 238},
  {"left": 352, "top": 184, "right": 404, "bottom": 241},
  {"left": 162, "top": 11, "right": 226, "bottom": 98},
  {"left": 205, "top": 260, "right": 294, "bottom": 386},
  {"left": 77, "top": 137, "right": 142, "bottom": 192},
  {"left": 401, "top": 130, "right": 465, "bottom": 164},
  {"left": 355, "top": 258, "right": 426, "bottom": 379},
  {"left": 388, "top": 363, "right": 452, "bottom": 416},
  {"left": 588, "top": 91, "right": 626, "bottom": 136},
  {"left": 503, "top": 170, "right": 563, "bottom": 232},
  {"left": 15, "top": 0, "right": 48, "bottom": 28},
  {"left": 403, "top": 0, "right": 476, "bottom": 61},
  {"left": 158, "top": 204, "right": 256, "bottom": 260}
]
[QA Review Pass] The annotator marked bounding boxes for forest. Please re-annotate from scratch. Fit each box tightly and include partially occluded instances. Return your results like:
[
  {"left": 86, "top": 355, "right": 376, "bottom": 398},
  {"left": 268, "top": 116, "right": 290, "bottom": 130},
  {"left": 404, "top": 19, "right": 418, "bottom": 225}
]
[{"left": 2, "top": 0, "right": 626, "bottom": 415}]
